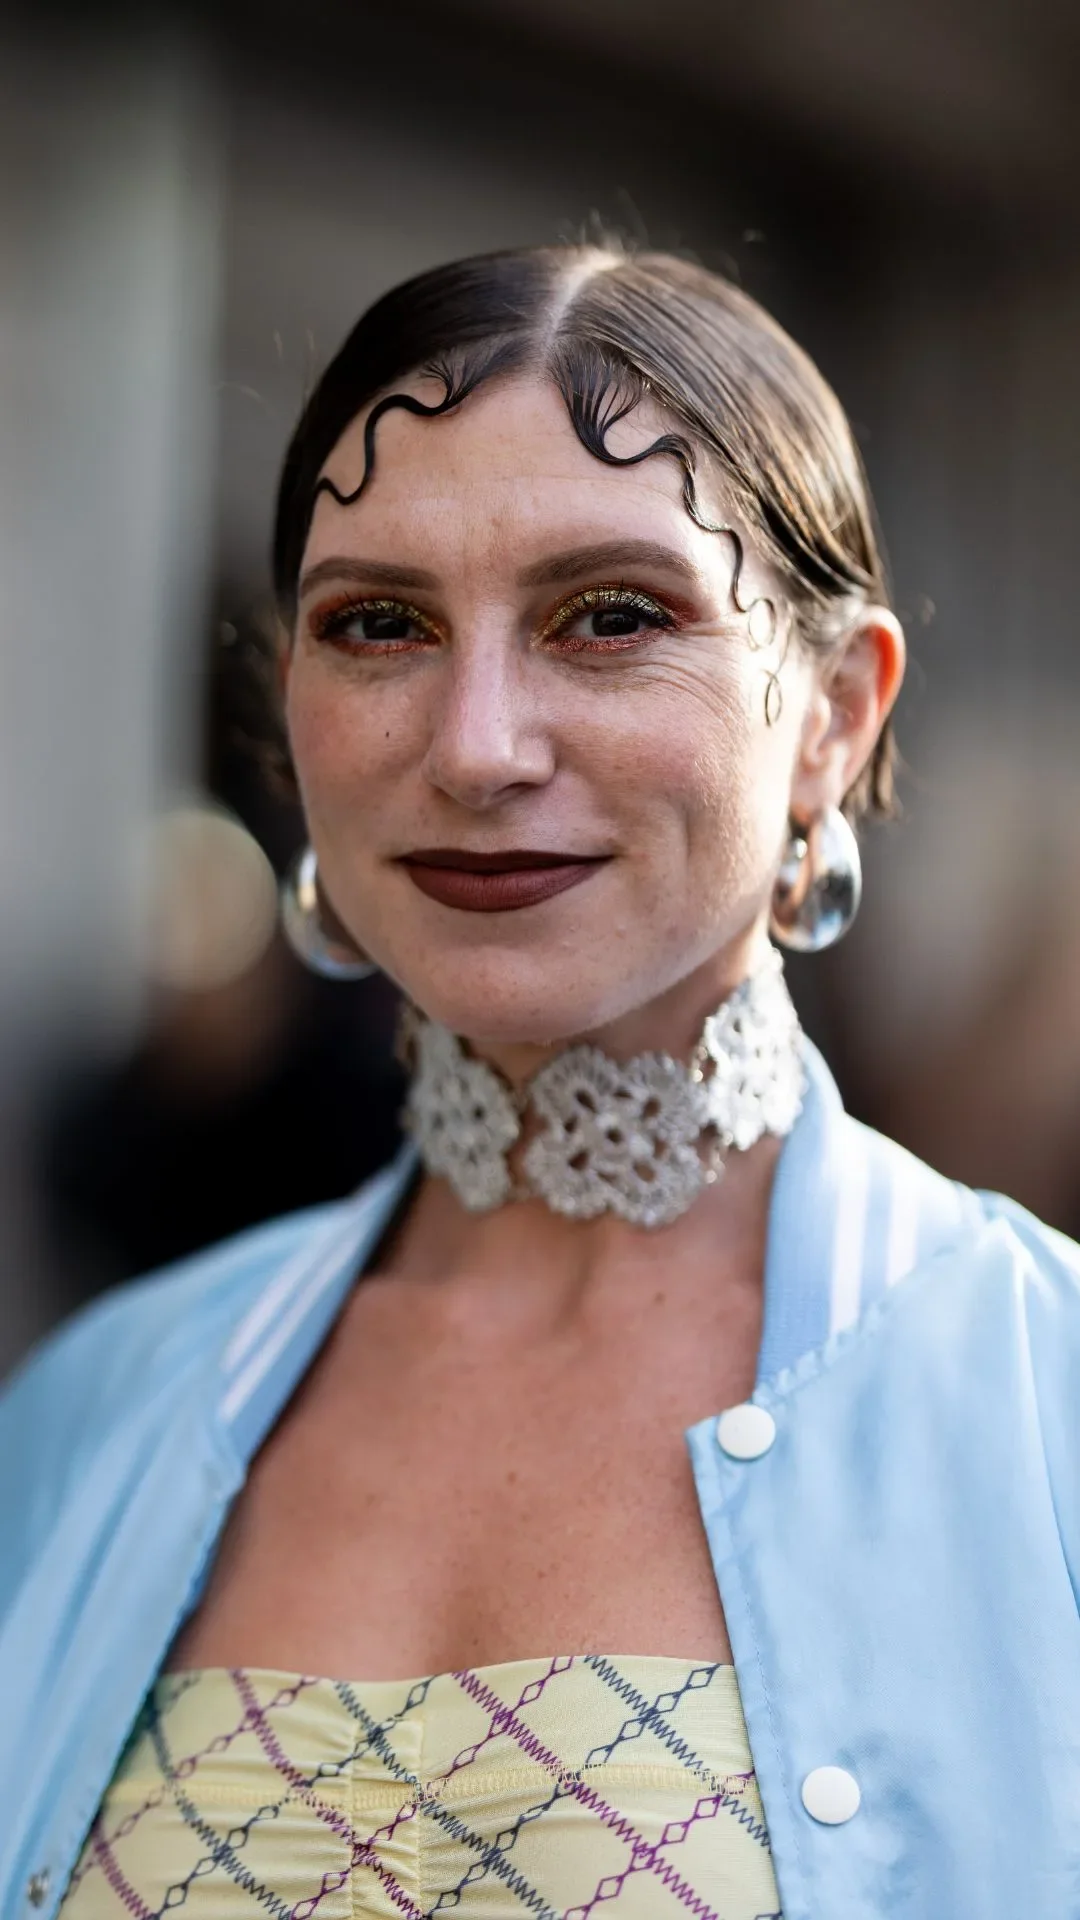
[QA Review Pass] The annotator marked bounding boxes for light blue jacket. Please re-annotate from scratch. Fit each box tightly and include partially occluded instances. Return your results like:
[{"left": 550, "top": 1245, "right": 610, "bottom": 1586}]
[{"left": 3, "top": 1040, "right": 1080, "bottom": 1919}]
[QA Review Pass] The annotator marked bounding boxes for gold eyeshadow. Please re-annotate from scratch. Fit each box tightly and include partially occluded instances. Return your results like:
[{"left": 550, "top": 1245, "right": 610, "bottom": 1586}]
[
  {"left": 538, "top": 582, "right": 678, "bottom": 646},
  {"left": 306, "top": 581, "right": 679, "bottom": 654},
  {"left": 308, "top": 594, "right": 439, "bottom": 648}
]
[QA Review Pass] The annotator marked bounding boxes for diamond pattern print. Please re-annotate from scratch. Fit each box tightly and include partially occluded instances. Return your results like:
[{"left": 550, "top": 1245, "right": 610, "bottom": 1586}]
[{"left": 60, "top": 1655, "right": 783, "bottom": 1918}]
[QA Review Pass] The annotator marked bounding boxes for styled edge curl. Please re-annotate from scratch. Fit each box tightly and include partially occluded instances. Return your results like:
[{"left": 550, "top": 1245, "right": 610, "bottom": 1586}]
[{"left": 272, "top": 242, "right": 897, "bottom": 821}]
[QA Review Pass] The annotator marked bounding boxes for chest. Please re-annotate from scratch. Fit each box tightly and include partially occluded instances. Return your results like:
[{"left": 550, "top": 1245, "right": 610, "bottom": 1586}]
[
  {"left": 168, "top": 1274, "right": 763, "bottom": 1678},
  {"left": 14, "top": 1209, "right": 1078, "bottom": 1920}
]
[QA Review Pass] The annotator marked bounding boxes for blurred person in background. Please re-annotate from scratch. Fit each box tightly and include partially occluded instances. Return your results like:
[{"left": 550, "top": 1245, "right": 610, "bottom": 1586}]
[{"left": 3, "top": 244, "right": 1079, "bottom": 1920}]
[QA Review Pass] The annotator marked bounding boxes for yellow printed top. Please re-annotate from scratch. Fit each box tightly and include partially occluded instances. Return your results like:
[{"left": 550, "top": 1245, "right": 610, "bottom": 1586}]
[{"left": 61, "top": 1653, "right": 782, "bottom": 1918}]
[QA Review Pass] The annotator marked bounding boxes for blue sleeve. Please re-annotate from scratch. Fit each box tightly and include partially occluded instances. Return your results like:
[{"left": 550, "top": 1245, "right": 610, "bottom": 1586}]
[
  {"left": 0, "top": 1206, "right": 333, "bottom": 1625},
  {"left": 0, "top": 1289, "right": 135, "bottom": 1621}
]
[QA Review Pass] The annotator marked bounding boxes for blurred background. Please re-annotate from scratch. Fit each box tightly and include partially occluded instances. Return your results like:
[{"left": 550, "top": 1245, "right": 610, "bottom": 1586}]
[{"left": 3, "top": 0, "right": 1079, "bottom": 1373}]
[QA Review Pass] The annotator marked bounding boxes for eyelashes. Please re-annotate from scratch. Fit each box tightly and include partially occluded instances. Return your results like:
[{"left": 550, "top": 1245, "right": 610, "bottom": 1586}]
[
  {"left": 539, "top": 583, "right": 678, "bottom": 650},
  {"left": 309, "top": 596, "right": 438, "bottom": 650},
  {"left": 306, "top": 583, "right": 680, "bottom": 657}
]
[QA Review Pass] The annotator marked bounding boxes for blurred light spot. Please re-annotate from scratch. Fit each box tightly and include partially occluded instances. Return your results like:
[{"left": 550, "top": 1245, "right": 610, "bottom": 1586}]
[{"left": 145, "top": 804, "right": 278, "bottom": 992}]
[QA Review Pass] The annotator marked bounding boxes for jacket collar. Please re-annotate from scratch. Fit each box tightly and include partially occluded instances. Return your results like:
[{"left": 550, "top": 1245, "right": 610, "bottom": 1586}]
[
  {"left": 757, "top": 1038, "right": 975, "bottom": 1380},
  {"left": 216, "top": 1038, "right": 977, "bottom": 1468}
]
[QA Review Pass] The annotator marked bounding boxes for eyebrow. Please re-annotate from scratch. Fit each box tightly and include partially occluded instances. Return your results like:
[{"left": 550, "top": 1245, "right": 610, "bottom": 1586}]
[
  {"left": 298, "top": 539, "right": 706, "bottom": 602},
  {"left": 516, "top": 541, "right": 704, "bottom": 589},
  {"left": 299, "top": 556, "right": 439, "bottom": 597}
]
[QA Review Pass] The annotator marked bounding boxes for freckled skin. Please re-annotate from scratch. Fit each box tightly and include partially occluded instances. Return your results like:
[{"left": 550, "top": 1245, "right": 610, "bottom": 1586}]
[
  {"left": 284, "top": 375, "right": 824, "bottom": 1058},
  {"left": 168, "top": 374, "right": 903, "bottom": 1683}
]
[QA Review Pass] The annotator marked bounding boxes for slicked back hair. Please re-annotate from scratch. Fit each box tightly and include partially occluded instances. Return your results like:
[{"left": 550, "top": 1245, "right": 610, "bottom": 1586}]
[{"left": 273, "top": 244, "right": 895, "bottom": 820}]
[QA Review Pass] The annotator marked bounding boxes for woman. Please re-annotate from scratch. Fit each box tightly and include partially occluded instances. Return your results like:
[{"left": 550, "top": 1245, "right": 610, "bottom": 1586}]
[{"left": 3, "top": 245, "right": 1078, "bottom": 1920}]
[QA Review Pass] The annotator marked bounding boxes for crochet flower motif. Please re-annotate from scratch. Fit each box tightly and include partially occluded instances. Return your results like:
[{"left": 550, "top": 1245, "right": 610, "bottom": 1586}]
[
  {"left": 400, "top": 948, "right": 804, "bottom": 1227},
  {"left": 699, "top": 948, "right": 805, "bottom": 1150},
  {"left": 404, "top": 1020, "right": 520, "bottom": 1211},
  {"left": 522, "top": 1047, "right": 711, "bottom": 1228}
]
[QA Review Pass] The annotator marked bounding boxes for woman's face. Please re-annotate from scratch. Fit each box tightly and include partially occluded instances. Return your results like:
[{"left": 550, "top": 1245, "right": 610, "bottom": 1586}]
[{"left": 285, "top": 373, "right": 836, "bottom": 1047}]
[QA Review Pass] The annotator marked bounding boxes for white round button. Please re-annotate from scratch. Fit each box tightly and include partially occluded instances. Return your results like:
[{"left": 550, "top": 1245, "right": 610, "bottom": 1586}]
[
  {"left": 800, "top": 1765, "right": 861, "bottom": 1824},
  {"left": 715, "top": 1403, "right": 776, "bottom": 1460}
]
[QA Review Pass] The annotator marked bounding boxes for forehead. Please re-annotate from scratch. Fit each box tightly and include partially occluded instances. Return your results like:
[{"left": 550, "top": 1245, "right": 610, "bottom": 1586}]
[{"left": 302, "top": 372, "right": 755, "bottom": 587}]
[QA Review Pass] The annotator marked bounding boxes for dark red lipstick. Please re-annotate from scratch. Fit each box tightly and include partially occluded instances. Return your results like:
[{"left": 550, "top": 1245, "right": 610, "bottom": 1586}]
[{"left": 398, "top": 848, "right": 609, "bottom": 912}]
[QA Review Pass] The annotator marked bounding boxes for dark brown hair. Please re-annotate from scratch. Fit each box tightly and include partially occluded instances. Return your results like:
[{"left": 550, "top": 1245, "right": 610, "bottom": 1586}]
[{"left": 273, "top": 242, "right": 895, "bottom": 819}]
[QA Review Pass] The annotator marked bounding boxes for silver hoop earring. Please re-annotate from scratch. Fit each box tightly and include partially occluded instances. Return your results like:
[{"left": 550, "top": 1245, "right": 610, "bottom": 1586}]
[
  {"left": 769, "top": 806, "right": 862, "bottom": 952},
  {"left": 280, "top": 846, "right": 377, "bottom": 980}
]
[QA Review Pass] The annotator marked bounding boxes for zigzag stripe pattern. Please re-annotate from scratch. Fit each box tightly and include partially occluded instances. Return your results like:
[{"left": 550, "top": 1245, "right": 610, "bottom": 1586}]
[{"left": 60, "top": 1654, "right": 783, "bottom": 1918}]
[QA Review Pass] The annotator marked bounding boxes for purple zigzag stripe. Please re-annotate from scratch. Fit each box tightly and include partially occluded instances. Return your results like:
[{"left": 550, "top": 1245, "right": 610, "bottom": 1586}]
[
  {"left": 582, "top": 1656, "right": 769, "bottom": 1848},
  {"left": 148, "top": 1689, "right": 297, "bottom": 1919},
  {"left": 439, "top": 1656, "right": 575, "bottom": 1785},
  {"left": 76, "top": 1661, "right": 772, "bottom": 1920},
  {"left": 88, "top": 1825, "right": 155, "bottom": 1920},
  {"left": 144, "top": 1783, "right": 293, "bottom": 1918},
  {"left": 308, "top": 1672, "right": 438, "bottom": 1786},
  {"left": 410, "top": 1783, "right": 563, "bottom": 1920},
  {"left": 229, "top": 1669, "right": 424, "bottom": 1920},
  {"left": 327, "top": 1679, "right": 428, "bottom": 1855},
  {"left": 452, "top": 1666, "right": 722, "bottom": 1920},
  {"left": 569, "top": 1785, "right": 763, "bottom": 1920},
  {"left": 331, "top": 1677, "right": 561, "bottom": 1919},
  {"left": 64, "top": 1675, "right": 319, "bottom": 1894}
]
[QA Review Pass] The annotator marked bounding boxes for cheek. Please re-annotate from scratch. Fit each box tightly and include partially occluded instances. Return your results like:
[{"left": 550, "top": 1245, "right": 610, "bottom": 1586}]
[
  {"left": 638, "top": 653, "right": 801, "bottom": 874},
  {"left": 622, "top": 654, "right": 761, "bottom": 802},
  {"left": 284, "top": 654, "right": 409, "bottom": 809}
]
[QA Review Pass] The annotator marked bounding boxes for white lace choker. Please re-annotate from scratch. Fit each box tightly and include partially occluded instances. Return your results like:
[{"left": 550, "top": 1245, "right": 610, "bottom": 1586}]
[{"left": 399, "top": 947, "right": 805, "bottom": 1228}]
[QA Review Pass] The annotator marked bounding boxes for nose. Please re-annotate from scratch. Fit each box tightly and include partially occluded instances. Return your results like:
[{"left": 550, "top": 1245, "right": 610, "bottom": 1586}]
[{"left": 420, "top": 639, "right": 555, "bottom": 810}]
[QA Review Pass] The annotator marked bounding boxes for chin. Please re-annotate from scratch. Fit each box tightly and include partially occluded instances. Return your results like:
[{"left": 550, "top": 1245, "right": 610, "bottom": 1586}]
[{"left": 385, "top": 947, "right": 639, "bottom": 1049}]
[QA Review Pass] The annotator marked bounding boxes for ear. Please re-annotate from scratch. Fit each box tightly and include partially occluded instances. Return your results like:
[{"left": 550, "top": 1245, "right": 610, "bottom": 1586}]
[{"left": 788, "top": 607, "right": 905, "bottom": 822}]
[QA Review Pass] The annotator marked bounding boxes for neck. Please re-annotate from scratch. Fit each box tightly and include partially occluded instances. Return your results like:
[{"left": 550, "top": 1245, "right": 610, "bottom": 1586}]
[
  {"left": 397, "top": 923, "right": 801, "bottom": 1254},
  {"left": 384, "top": 926, "right": 799, "bottom": 1327},
  {"left": 381, "top": 1123, "right": 783, "bottom": 1331},
  {"left": 462, "top": 921, "right": 773, "bottom": 1089}
]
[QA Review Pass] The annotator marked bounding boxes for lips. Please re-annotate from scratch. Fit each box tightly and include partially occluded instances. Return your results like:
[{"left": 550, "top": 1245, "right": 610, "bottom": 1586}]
[{"left": 398, "top": 848, "right": 609, "bottom": 913}]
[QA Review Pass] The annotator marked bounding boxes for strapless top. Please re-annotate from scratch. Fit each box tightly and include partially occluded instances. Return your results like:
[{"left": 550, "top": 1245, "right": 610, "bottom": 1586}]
[{"left": 60, "top": 1654, "right": 782, "bottom": 1918}]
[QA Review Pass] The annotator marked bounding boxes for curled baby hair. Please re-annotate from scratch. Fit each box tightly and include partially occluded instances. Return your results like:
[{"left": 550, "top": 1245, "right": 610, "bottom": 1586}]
[{"left": 273, "top": 240, "right": 897, "bottom": 821}]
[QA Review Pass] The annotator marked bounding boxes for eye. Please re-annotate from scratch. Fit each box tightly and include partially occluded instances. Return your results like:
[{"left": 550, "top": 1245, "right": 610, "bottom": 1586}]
[
  {"left": 544, "top": 585, "right": 677, "bottom": 651},
  {"left": 588, "top": 604, "right": 648, "bottom": 637},
  {"left": 355, "top": 608, "right": 419, "bottom": 642},
  {"left": 309, "top": 597, "right": 433, "bottom": 650}
]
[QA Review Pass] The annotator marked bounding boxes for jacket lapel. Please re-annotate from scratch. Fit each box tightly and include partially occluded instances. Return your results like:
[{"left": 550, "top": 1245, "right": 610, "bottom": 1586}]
[
  {"left": 218, "top": 1144, "right": 419, "bottom": 1464},
  {"left": 8, "top": 1036, "right": 995, "bottom": 1918},
  {"left": 686, "top": 1041, "right": 1004, "bottom": 1919},
  {"left": 758, "top": 1039, "right": 983, "bottom": 1381}
]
